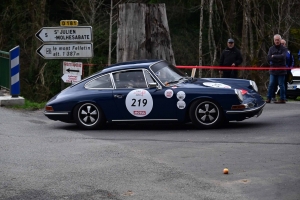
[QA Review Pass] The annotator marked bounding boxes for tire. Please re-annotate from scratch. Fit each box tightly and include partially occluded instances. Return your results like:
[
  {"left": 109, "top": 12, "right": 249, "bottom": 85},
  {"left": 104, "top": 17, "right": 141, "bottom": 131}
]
[
  {"left": 189, "top": 99, "right": 223, "bottom": 129},
  {"left": 73, "top": 103, "right": 105, "bottom": 130}
]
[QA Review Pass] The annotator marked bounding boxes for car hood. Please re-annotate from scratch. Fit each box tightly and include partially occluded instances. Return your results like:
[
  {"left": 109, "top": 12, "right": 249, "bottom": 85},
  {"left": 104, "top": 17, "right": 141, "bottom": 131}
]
[
  {"left": 175, "top": 78, "right": 252, "bottom": 91},
  {"left": 291, "top": 69, "right": 300, "bottom": 77}
]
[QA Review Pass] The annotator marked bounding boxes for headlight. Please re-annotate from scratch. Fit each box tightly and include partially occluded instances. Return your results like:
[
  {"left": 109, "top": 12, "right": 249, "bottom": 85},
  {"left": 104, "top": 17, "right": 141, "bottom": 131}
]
[
  {"left": 235, "top": 89, "right": 243, "bottom": 101},
  {"left": 250, "top": 80, "right": 258, "bottom": 92}
]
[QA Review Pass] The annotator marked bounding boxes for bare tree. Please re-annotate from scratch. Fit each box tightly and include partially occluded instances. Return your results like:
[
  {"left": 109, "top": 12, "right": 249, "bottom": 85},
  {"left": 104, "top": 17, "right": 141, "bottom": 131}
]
[
  {"left": 117, "top": 3, "right": 175, "bottom": 65},
  {"left": 68, "top": 0, "right": 105, "bottom": 75},
  {"left": 198, "top": 0, "right": 205, "bottom": 78},
  {"left": 208, "top": 0, "right": 217, "bottom": 77}
]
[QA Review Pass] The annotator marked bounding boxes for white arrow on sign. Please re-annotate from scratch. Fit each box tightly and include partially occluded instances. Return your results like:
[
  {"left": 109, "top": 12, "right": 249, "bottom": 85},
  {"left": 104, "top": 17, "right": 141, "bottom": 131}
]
[
  {"left": 63, "top": 61, "right": 82, "bottom": 75},
  {"left": 36, "top": 43, "right": 93, "bottom": 59},
  {"left": 61, "top": 74, "right": 81, "bottom": 84},
  {"left": 35, "top": 26, "right": 92, "bottom": 43}
]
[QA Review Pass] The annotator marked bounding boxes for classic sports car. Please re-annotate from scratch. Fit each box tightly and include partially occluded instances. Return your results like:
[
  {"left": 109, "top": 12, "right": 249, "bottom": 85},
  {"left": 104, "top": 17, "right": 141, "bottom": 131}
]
[
  {"left": 44, "top": 60, "right": 266, "bottom": 129},
  {"left": 286, "top": 68, "right": 300, "bottom": 99}
]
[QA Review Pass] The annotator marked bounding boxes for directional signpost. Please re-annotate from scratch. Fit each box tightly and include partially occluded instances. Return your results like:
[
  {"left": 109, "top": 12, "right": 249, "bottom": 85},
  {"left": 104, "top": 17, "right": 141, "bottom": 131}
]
[
  {"left": 35, "top": 26, "right": 92, "bottom": 43},
  {"left": 63, "top": 61, "right": 82, "bottom": 75},
  {"left": 35, "top": 20, "right": 93, "bottom": 88},
  {"left": 61, "top": 74, "right": 81, "bottom": 84},
  {"left": 62, "top": 61, "right": 82, "bottom": 84}
]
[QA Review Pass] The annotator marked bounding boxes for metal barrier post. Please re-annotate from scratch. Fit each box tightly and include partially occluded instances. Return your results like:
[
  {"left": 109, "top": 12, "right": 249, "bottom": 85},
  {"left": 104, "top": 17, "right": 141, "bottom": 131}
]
[{"left": 9, "top": 46, "right": 20, "bottom": 97}]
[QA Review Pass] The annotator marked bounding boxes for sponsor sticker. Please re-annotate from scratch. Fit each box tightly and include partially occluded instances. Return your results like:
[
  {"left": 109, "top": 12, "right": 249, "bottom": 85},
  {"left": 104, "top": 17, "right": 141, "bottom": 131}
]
[
  {"left": 176, "top": 91, "right": 186, "bottom": 100},
  {"left": 164, "top": 89, "right": 174, "bottom": 98},
  {"left": 177, "top": 100, "right": 186, "bottom": 109},
  {"left": 125, "top": 89, "right": 153, "bottom": 117},
  {"left": 203, "top": 82, "right": 231, "bottom": 88}
]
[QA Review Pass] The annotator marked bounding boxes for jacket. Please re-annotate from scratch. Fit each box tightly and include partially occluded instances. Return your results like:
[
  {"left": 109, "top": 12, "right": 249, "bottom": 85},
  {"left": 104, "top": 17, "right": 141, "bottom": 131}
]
[
  {"left": 267, "top": 44, "right": 287, "bottom": 75},
  {"left": 219, "top": 47, "right": 243, "bottom": 78}
]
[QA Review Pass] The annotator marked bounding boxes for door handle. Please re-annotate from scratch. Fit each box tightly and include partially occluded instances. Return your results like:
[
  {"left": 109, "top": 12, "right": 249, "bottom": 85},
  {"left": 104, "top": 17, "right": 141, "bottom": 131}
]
[{"left": 114, "top": 94, "right": 123, "bottom": 99}]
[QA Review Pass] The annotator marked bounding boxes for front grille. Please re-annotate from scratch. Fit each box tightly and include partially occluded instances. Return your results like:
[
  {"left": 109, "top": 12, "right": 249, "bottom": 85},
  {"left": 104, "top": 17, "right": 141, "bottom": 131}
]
[{"left": 293, "top": 76, "right": 300, "bottom": 81}]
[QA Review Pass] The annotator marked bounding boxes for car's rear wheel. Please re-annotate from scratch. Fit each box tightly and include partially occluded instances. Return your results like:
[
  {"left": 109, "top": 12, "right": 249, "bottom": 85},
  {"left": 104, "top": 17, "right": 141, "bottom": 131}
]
[
  {"left": 189, "top": 99, "right": 223, "bottom": 129},
  {"left": 73, "top": 103, "right": 105, "bottom": 130}
]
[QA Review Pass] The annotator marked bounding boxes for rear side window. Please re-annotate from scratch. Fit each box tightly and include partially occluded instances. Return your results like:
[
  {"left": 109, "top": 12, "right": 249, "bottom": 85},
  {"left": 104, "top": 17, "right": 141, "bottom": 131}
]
[
  {"left": 85, "top": 74, "right": 113, "bottom": 89},
  {"left": 113, "top": 70, "right": 147, "bottom": 89}
]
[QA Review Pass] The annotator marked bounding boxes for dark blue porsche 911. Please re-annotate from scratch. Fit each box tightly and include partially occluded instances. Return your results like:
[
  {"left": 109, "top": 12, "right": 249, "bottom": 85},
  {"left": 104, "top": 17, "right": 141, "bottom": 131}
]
[{"left": 44, "top": 59, "right": 266, "bottom": 129}]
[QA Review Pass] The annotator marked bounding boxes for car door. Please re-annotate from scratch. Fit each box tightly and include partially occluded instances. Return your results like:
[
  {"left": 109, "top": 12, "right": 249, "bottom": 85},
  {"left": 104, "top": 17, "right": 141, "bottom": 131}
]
[{"left": 112, "top": 69, "right": 177, "bottom": 121}]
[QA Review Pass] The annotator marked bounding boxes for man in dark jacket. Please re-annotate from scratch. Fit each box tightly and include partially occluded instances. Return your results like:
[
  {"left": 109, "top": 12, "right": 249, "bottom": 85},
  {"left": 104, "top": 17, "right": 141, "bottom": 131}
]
[
  {"left": 266, "top": 34, "right": 287, "bottom": 103},
  {"left": 219, "top": 38, "right": 243, "bottom": 78},
  {"left": 272, "top": 39, "right": 294, "bottom": 101}
]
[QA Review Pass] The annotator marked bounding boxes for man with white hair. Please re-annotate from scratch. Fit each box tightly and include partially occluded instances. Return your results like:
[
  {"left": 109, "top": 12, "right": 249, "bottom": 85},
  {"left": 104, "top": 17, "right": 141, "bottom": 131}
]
[{"left": 266, "top": 34, "right": 288, "bottom": 103}]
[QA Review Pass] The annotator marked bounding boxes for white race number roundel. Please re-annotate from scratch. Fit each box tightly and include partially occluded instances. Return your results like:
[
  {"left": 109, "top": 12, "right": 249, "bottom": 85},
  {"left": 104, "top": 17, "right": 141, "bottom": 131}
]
[
  {"left": 125, "top": 89, "right": 153, "bottom": 117},
  {"left": 177, "top": 100, "right": 186, "bottom": 109},
  {"left": 164, "top": 89, "right": 174, "bottom": 98},
  {"left": 176, "top": 91, "right": 186, "bottom": 100}
]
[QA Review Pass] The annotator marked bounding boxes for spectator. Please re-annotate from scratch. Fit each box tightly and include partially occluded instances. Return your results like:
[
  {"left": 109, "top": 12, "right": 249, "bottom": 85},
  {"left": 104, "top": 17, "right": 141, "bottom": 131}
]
[
  {"left": 219, "top": 38, "right": 243, "bottom": 78},
  {"left": 266, "top": 34, "right": 287, "bottom": 104},
  {"left": 272, "top": 39, "right": 294, "bottom": 102}
]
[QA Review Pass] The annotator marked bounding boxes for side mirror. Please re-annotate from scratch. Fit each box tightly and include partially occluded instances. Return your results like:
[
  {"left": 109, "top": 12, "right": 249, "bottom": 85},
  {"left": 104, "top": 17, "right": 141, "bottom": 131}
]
[{"left": 148, "top": 82, "right": 158, "bottom": 89}]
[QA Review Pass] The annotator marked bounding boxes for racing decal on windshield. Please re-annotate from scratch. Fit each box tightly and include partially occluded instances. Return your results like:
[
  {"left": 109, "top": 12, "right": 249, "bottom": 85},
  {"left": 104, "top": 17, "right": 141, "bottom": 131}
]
[
  {"left": 164, "top": 89, "right": 174, "bottom": 98},
  {"left": 125, "top": 89, "right": 153, "bottom": 117},
  {"left": 176, "top": 91, "right": 186, "bottom": 100},
  {"left": 177, "top": 100, "right": 186, "bottom": 109},
  {"left": 203, "top": 82, "right": 231, "bottom": 88}
]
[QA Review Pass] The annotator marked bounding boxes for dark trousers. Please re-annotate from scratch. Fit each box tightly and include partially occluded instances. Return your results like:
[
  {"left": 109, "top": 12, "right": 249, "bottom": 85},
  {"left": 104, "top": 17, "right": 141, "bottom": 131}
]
[{"left": 272, "top": 75, "right": 288, "bottom": 99}]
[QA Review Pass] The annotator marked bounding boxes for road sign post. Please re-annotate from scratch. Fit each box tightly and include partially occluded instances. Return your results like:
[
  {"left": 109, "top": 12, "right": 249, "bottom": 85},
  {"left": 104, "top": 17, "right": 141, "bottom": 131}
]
[
  {"left": 36, "top": 43, "right": 93, "bottom": 59},
  {"left": 63, "top": 61, "right": 83, "bottom": 75},
  {"left": 35, "top": 21, "right": 93, "bottom": 90},
  {"left": 35, "top": 26, "right": 92, "bottom": 43}
]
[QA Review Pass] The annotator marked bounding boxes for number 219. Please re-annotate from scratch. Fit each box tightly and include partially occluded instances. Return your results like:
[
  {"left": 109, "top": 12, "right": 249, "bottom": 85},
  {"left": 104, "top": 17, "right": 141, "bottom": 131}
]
[{"left": 131, "top": 99, "right": 147, "bottom": 107}]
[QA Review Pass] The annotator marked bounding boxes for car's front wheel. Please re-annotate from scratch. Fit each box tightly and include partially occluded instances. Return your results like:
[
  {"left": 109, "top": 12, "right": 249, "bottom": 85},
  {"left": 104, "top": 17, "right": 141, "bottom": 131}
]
[
  {"left": 73, "top": 103, "right": 105, "bottom": 129},
  {"left": 189, "top": 99, "right": 223, "bottom": 129}
]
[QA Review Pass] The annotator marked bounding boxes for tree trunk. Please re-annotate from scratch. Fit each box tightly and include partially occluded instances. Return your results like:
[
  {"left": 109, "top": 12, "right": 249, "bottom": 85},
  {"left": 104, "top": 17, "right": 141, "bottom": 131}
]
[
  {"left": 198, "top": 0, "right": 204, "bottom": 78},
  {"left": 241, "top": 0, "right": 249, "bottom": 78},
  {"left": 208, "top": 0, "right": 216, "bottom": 77},
  {"left": 108, "top": 0, "right": 113, "bottom": 65},
  {"left": 117, "top": 3, "right": 175, "bottom": 65}
]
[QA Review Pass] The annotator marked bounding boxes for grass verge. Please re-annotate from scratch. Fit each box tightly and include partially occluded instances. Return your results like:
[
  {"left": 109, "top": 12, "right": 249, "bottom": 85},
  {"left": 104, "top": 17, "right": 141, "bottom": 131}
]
[{"left": 8, "top": 99, "right": 46, "bottom": 110}]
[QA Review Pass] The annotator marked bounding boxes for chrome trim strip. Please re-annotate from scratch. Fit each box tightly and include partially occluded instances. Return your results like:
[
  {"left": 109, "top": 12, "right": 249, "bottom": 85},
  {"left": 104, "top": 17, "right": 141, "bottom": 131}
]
[
  {"left": 44, "top": 111, "right": 69, "bottom": 115},
  {"left": 226, "top": 102, "right": 266, "bottom": 114},
  {"left": 112, "top": 119, "right": 178, "bottom": 122}
]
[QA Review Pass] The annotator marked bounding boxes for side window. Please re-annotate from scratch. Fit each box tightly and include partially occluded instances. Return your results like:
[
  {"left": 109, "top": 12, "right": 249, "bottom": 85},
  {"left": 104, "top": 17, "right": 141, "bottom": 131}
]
[
  {"left": 144, "top": 70, "right": 157, "bottom": 85},
  {"left": 113, "top": 70, "right": 147, "bottom": 89},
  {"left": 85, "top": 74, "right": 113, "bottom": 89}
]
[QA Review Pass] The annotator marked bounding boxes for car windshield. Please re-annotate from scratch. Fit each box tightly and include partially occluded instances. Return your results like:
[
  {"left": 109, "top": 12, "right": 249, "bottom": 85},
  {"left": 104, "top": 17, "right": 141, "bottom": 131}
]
[{"left": 150, "top": 61, "right": 185, "bottom": 84}]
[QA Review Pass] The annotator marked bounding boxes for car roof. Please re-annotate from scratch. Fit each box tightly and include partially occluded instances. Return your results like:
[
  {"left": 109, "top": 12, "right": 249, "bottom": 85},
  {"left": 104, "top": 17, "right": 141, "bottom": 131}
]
[{"left": 100, "top": 59, "right": 162, "bottom": 74}]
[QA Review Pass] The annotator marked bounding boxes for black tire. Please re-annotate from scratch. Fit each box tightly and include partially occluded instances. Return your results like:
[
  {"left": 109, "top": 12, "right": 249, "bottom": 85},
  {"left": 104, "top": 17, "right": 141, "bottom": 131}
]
[
  {"left": 73, "top": 103, "right": 105, "bottom": 130},
  {"left": 189, "top": 99, "right": 223, "bottom": 129}
]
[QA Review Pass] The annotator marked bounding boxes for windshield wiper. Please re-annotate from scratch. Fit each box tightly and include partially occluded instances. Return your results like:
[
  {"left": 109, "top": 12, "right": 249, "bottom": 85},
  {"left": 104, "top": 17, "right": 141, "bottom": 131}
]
[{"left": 165, "top": 77, "right": 184, "bottom": 85}]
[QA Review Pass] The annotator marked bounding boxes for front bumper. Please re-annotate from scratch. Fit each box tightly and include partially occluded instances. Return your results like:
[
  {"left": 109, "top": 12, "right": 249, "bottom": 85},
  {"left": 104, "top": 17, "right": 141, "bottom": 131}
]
[
  {"left": 225, "top": 102, "right": 266, "bottom": 121},
  {"left": 44, "top": 111, "right": 73, "bottom": 123},
  {"left": 287, "top": 83, "right": 300, "bottom": 97}
]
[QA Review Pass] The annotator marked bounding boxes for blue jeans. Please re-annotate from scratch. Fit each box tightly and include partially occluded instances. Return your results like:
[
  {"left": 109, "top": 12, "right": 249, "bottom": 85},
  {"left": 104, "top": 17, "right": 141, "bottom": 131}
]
[{"left": 267, "top": 74, "right": 286, "bottom": 100}]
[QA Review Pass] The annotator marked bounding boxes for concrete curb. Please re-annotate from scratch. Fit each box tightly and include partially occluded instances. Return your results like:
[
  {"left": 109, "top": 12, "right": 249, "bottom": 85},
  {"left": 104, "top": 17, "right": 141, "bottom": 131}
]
[
  {"left": 0, "top": 96, "right": 25, "bottom": 106},
  {"left": 0, "top": 88, "right": 25, "bottom": 106}
]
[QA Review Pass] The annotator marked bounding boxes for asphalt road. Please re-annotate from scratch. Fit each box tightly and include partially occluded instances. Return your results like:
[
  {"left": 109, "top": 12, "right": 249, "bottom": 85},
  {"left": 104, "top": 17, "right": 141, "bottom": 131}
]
[{"left": 0, "top": 102, "right": 300, "bottom": 200}]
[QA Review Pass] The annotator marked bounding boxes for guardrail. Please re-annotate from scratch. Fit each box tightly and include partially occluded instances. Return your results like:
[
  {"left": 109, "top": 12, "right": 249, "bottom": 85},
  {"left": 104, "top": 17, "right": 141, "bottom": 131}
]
[{"left": 0, "top": 50, "right": 9, "bottom": 90}]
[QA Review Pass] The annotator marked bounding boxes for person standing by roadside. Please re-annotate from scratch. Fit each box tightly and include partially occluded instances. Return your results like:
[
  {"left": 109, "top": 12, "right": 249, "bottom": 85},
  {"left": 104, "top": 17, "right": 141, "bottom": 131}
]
[
  {"left": 271, "top": 39, "right": 294, "bottom": 102},
  {"left": 219, "top": 38, "right": 243, "bottom": 78},
  {"left": 266, "top": 34, "right": 287, "bottom": 103},
  {"left": 280, "top": 39, "right": 294, "bottom": 100}
]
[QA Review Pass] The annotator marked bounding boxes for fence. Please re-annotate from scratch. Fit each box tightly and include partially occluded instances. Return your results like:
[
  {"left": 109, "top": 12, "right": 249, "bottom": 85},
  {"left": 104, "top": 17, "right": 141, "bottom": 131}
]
[{"left": 0, "top": 50, "right": 9, "bottom": 89}]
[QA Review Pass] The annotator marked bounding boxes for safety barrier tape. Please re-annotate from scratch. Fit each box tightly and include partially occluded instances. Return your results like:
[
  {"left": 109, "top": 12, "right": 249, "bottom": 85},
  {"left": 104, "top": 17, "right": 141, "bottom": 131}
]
[{"left": 176, "top": 66, "right": 299, "bottom": 70}]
